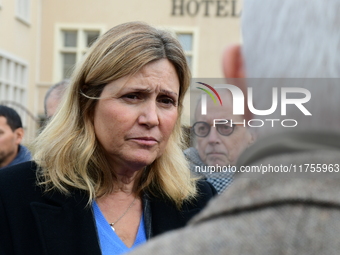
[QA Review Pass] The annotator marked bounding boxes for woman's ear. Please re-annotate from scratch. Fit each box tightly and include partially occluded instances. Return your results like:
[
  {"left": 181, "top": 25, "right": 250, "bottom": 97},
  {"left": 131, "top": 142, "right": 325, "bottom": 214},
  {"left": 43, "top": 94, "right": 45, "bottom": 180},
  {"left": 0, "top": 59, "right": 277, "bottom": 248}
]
[{"left": 222, "top": 44, "right": 245, "bottom": 78}]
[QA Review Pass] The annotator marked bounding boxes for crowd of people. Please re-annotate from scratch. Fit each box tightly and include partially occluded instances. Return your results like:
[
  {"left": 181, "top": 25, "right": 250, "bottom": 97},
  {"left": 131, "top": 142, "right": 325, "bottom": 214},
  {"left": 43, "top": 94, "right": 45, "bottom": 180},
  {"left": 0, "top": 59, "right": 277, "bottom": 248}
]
[{"left": 1, "top": 0, "right": 339, "bottom": 254}]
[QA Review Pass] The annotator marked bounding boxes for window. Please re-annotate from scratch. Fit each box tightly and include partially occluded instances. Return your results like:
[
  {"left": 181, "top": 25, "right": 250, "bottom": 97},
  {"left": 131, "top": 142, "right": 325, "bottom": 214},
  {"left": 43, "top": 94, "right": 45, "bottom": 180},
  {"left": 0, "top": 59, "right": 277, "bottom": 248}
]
[
  {"left": 176, "top": 33, "right": 194, "bottom": 70},
  {"left": 58, "top": 28, "right": 102, "bottom": 79},
  {"left": 16, "top": 0, "right": 30, "bottom": 24},
  {"left": 0, "top": 50, "right": 28, "bottom": 115},
  {"left": 170, "top": 27, "right": 198, "bottom": 76}
]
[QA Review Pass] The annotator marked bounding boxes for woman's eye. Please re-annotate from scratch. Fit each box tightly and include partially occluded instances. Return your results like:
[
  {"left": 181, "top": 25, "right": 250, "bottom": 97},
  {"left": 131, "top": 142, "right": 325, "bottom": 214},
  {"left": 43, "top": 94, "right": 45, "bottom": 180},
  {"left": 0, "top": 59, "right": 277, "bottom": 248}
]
[
  {"left": 122, "top": 94, "right": 140, "bottom": 100},
  {"left": 158, "top": 97, "right": 176, "bottom": 106}
]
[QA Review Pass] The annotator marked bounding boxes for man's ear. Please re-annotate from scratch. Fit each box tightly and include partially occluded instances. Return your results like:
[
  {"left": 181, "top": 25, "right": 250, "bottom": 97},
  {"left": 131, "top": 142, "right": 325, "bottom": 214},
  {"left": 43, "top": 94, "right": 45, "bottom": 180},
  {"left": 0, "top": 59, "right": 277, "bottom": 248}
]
[
  {"left": 222, "top": 44, "right": 253, "bottom": 121},
  {"left": 222, "top": 44, "right": 245, "bottom": 78},
  {"left": 14, "top": 128, "right": 24, "bottom": 145}
]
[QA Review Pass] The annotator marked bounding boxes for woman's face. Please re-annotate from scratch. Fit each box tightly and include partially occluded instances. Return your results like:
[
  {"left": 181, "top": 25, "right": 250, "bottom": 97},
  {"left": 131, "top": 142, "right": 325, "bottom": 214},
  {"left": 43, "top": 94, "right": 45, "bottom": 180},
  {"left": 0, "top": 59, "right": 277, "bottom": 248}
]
[{"left": 93, "top": 59, "right": 180, "bottom": 172}]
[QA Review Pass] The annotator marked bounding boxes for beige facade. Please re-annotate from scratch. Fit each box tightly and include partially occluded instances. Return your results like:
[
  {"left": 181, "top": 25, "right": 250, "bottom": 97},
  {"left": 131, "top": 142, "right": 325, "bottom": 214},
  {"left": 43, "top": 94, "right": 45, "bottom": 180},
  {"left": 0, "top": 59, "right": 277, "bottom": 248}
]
[
  {"left": 0, "top": 0, "right": 242, "bottom": 140},
  {"left": 0, "top": 0, "right": 40, "bottom": 142}
]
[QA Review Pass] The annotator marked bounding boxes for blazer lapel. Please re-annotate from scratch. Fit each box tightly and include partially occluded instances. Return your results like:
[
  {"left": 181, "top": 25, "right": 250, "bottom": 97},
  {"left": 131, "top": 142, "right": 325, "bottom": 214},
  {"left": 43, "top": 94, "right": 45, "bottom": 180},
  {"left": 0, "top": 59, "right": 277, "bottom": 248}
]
[
  {"left": 30, "top": 190, "right": 102, "bottom": 255},
  {"left": 149, "top": 195, "right": 197, "bottom": 237}
]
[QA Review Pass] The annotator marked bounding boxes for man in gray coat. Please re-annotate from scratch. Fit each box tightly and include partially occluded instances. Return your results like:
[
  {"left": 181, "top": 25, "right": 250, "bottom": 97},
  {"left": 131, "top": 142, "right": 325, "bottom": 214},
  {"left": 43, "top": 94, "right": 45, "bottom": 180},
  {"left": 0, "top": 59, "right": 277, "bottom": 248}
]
[{"left": 128, "top": 0, "right": 340, "bottom": 254}]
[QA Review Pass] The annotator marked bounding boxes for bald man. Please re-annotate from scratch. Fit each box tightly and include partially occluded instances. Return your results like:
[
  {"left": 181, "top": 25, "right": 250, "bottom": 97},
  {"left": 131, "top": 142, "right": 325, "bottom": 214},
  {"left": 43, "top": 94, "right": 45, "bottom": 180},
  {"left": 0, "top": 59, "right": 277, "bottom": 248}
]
[{"left": 44, "top": 80, "right": 69, "bottom": 118}]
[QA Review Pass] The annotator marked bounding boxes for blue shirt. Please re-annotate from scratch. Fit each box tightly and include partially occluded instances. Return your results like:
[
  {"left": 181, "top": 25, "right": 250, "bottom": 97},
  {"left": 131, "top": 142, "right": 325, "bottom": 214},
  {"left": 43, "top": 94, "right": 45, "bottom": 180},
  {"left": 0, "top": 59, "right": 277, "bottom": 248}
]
[{"left": 92, "top": 201, "right": 147, "bottom": 255}]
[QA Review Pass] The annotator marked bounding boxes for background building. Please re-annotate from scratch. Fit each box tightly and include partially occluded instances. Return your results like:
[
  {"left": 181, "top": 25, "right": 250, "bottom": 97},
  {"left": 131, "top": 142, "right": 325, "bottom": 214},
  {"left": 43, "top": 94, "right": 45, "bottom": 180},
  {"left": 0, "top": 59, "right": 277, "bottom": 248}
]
[{"left": 0, "top": 0, "right": 242, "bottom": 142}]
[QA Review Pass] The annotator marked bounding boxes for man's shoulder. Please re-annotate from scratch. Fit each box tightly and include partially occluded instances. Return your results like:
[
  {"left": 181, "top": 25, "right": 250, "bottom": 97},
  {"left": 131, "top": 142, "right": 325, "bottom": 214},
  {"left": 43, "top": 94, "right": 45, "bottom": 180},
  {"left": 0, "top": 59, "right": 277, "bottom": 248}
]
[
  {"left": 6, "top": 145, "right": 32, "bottom": 168},
  {"left": 18, "top": 144, "right": 32, "bottom": 159},
  {"left": 191, "top": 153, "right": 340, "bottom": 226}
]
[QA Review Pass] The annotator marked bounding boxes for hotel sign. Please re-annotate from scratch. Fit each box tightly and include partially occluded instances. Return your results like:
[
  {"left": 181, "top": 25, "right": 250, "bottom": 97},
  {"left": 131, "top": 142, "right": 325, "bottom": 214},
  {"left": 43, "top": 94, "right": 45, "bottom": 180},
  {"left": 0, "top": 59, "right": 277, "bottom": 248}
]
[{"left": 171, "top": 0, "right": 241, "bottom": 17}]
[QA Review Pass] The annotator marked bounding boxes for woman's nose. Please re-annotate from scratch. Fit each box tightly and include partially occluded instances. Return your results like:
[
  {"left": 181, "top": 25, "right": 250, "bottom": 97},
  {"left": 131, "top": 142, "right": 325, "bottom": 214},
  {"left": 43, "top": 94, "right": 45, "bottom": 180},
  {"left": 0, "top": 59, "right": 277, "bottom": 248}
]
[{"left": 137, "top": 101, "right": 159, "bottom": 128}]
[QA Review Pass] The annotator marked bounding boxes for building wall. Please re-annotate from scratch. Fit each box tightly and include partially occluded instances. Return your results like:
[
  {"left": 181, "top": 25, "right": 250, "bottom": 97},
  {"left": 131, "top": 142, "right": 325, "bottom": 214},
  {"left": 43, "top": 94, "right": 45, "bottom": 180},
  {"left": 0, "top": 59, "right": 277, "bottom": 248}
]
[
  {"left": 0, "top": 0, "right": 40, "bottom": 142},
  {"left": 38, "top": 0, "right": 243, "bottom": 124},
  {"left": 1, "top": 0, "right": 243, "bottom": 139}
]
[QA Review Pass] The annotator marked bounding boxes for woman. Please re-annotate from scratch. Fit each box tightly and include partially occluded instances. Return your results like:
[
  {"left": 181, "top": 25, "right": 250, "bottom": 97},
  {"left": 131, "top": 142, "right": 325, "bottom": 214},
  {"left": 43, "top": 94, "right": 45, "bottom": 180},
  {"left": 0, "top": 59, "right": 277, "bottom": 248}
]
[{"left": 0, "top": 22, "right": 216, "bottom": 255}]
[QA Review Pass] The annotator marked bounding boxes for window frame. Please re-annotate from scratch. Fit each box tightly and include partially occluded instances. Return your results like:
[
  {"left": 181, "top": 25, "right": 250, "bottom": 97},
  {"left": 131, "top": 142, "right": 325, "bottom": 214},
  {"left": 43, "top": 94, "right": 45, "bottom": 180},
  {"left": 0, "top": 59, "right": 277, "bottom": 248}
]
[
  {"left": 15, "top": 0, "right": 31, "bottom": 25},
  {"left": 54, "top": 24, "right": 106, "bottom": 82},
  {"left": 166, "top": 26, "right": 199, "bottom": 77},
  {"left": 0, "top": 49, "right": 28, "bottom": 124}
]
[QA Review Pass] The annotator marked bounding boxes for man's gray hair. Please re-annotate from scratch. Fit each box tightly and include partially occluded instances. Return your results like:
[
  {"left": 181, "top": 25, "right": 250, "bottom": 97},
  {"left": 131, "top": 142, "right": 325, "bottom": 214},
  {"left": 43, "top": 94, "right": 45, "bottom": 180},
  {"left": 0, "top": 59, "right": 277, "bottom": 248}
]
[
  {"left": 241, "top": 0, "right": 340, "bottom": 137},
  {"left": 242, "top": 0, "right": 340, "bottom": 78}
]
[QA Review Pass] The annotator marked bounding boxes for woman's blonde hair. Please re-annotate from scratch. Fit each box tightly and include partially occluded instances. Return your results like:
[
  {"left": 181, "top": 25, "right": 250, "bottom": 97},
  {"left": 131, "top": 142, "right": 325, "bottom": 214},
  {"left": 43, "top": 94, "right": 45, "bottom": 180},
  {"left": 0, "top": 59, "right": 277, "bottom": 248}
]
[{"left": 33, "top": 21, "right": 196, "bottom": 207}]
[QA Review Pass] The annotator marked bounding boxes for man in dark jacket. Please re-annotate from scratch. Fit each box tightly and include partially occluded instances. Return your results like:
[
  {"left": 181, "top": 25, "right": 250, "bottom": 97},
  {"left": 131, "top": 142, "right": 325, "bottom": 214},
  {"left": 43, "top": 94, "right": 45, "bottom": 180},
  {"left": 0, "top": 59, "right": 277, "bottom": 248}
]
[{"left": 0, "top": 105, "right": 31, "bottom": 170}]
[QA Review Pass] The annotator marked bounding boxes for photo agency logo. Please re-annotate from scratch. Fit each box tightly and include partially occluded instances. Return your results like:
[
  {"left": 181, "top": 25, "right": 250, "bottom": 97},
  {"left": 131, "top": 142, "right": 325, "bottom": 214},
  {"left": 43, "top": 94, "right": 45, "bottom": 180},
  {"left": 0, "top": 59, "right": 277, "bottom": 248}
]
[
  {"left": 196, "top": 82, "right": 312, "bottom": 128},
  {"left": 196, "top": 82, "right": 223, "bottom": 111}
]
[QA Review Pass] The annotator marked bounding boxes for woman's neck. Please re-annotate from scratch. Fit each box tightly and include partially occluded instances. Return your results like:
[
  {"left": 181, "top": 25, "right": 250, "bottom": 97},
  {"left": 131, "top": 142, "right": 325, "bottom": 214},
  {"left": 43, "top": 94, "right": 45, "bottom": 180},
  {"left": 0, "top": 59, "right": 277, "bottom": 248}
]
[{"left": 113, "top": 166, "right": 144, "bottom": 194}]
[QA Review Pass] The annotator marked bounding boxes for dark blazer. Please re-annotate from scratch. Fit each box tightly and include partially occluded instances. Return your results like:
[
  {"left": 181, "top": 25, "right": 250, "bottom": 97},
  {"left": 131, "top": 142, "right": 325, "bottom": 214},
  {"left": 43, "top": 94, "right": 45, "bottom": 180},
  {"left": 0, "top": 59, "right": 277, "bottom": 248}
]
[{"left": 0, "top": 161, "right": 216, "bottom": 255}]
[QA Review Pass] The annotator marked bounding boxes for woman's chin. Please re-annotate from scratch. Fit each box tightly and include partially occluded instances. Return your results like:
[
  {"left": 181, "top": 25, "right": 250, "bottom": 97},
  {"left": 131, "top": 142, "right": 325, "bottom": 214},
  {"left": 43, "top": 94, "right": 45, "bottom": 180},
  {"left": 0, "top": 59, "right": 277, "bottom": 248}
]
[
  {"left": 131, "top": 148, "right": 161, "bottom": 162},
  {"left": 125, "top": 154, "right": 158, "bottom": 170}
]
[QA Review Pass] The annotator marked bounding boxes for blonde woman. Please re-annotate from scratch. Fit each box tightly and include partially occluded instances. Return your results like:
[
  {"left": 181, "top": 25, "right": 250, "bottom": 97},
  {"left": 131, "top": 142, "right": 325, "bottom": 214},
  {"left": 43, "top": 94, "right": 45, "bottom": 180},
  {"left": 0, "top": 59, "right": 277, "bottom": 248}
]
[{"left": 0, "top": 22, "right": 216, "bottom": 255}]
